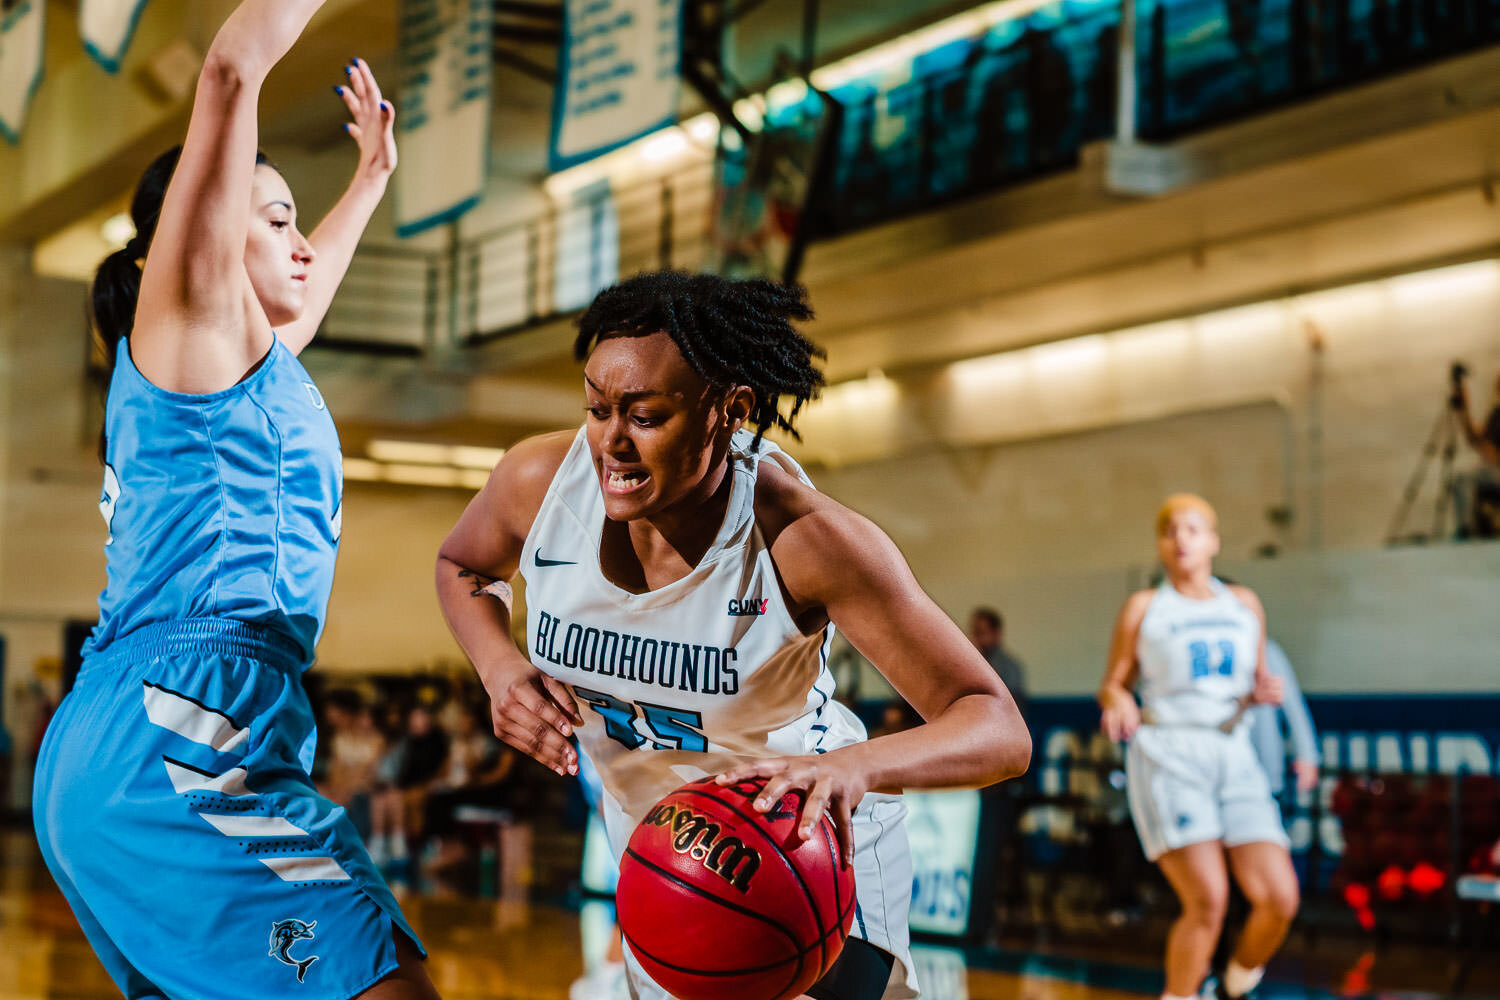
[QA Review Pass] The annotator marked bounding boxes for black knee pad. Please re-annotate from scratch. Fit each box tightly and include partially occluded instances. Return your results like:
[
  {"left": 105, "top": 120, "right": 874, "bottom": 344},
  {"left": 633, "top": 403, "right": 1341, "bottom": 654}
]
[{"left": 805, "top": 938, "right": 896, "bottom": 1000}]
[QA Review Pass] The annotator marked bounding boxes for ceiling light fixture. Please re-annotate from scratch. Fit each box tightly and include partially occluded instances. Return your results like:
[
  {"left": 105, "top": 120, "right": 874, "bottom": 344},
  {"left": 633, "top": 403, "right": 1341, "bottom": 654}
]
[
  {"left": 344, "top": 442, "right": 506, "bottom": 490},
  {"left": 100, "top": 212, "right": 135, "bottom": 249}
]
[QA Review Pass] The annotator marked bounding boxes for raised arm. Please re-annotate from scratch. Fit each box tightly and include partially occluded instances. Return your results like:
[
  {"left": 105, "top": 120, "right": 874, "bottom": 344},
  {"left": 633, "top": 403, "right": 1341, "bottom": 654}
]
[
  {"left": 1098, "top": 590, "right": 1150, "bottom": 742},
  {"left": 435, "top": 432, "right": 581, "bottom": 777},
  {"left": 133, "top": 0, "right": 326, "bottom": 391},
  {"left": 275, "top": 57, "right": 397, "bottom": 354}
]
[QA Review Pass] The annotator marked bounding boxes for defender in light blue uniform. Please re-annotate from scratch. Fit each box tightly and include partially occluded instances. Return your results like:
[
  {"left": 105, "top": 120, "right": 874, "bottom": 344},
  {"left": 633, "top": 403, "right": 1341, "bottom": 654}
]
[
  {"left": 31, "top": 4, "right": 424, "bottom": 997},
  {"left": 36, "top": 340, "right": 420, "bottom": 1000}
]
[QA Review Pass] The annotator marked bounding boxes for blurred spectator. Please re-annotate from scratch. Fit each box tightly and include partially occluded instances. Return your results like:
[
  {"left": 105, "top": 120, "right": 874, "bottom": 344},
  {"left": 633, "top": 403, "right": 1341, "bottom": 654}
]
[
  {"left": 826, "top": 631, "right": 864, "bottom": 703},
  {"left": 1452, "top": 370, "right": 1500, "bottom": 538},
  {"left": 969, "top": 607, "right": 1030, "bottom": 722},
  {"left": 370, "top": 704, "right": 450, "bottom": 867},
  {"left": 1085, "top": 25, "right": 1118, "bottom": 140},
  {"left": 1248, "top": 640, "right": 1320, "bottom": 796},
  {"left": 1223, "top": 0, "right": 1265, "bottom": 85},
  {"left": 870, "top": 701, "right": 920, "bottom": 740},
  {"left": 1021, "top": 25, "right": 1076, "bottom": 170},
  {"left": 321, "top": 689, "right": 385, "bottom": 840},
  {"left": 424, "top": 704, "right": 520, "bottom": 876}
]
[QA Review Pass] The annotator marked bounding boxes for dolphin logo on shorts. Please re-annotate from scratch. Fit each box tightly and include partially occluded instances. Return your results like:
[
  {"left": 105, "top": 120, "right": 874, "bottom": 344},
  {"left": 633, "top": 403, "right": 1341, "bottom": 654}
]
[{"left": 268, "top": 918, "right": 319, "bottom": 982}]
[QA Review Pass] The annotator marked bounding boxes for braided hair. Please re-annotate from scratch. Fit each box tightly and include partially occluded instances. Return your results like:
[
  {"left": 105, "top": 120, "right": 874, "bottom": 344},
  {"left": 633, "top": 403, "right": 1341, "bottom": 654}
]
[{"left": 574, "top": 271, "right": 825, "bottom": 446}]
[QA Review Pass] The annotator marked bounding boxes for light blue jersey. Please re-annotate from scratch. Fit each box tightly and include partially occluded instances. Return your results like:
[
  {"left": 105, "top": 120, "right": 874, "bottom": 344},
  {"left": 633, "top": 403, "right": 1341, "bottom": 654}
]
[
  {"left": 88, "top": 337, "right": 342, "bottom": 664},
  {"left": 36, "top": 337, "right": 424, "bottom": 999}
]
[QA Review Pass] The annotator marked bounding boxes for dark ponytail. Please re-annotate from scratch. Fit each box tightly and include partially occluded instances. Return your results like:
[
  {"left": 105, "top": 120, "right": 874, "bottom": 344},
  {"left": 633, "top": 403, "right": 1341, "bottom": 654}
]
[{"left": 92, "top": 146, "right": 275, "bottom": 461}]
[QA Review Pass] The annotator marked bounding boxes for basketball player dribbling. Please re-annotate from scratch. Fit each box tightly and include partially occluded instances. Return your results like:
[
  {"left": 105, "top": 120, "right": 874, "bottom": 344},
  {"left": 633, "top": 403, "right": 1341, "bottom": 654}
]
[
  {"left": 31, "top": 2, "right": 443, "bottom": 996},
  {"left": 436, "top": 271, "right": 1032, "bottom": 1000},
  {"left": 1098, "top": 495, "right": 1300, "bottom": 1000}
]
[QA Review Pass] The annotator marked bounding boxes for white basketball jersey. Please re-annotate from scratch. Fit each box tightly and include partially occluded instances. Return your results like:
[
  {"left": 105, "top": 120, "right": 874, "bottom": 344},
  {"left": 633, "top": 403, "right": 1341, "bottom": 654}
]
[
  {"left": 1135, "top": 578, "right": 1261, "bottom": 730},
  {"left": 521, "top": 428, "right": 868, "bottom": 850}
]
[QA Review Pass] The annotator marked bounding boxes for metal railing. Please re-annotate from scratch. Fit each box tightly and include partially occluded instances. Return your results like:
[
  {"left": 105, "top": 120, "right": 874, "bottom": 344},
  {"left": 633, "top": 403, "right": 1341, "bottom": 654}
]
[
  {"left": 319, "top": 162, "right": 716, "bottom": 353},
  {"left": 315, "top": 0, "right": 1500, "bottom": 354}
]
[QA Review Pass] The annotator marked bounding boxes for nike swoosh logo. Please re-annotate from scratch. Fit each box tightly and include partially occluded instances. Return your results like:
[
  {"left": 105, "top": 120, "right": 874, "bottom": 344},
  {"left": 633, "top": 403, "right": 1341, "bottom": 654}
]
[{"left": 534, "top": 552, "right": 577, "bottom": 568}]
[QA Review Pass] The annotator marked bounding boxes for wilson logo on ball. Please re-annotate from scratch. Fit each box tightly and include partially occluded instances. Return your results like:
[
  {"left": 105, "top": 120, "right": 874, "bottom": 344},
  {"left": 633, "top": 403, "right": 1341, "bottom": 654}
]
[
  {"left": 620, "top": 777, "right": 856, "bottom": 1000},
  {"left": 642, "top": 802, "right": 763, "bottom": 892}
]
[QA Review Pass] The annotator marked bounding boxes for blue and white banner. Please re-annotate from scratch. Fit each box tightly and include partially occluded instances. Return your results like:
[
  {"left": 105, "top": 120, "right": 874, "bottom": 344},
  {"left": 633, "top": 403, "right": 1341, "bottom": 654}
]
[
  {"left": 80, "top": 0, "right": 151, "bottom": 72},
  {"left": 549, "top": 0, "right": 681, "bottom": 171},
  {"left": 0, "top": 0, "right": 44, "bottom": 145},
  {"left": 906, "top": 789, "right": 984, "bottom": 937},
  {"left": 395, "top": 0, "right": 493, "bottom": 238}
]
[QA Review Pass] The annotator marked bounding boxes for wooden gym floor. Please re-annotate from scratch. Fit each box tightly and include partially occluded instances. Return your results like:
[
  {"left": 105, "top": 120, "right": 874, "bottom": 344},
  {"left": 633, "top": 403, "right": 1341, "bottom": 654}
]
[{"left": 1, "top": 828, "right": 1493, "bottom": 1000}]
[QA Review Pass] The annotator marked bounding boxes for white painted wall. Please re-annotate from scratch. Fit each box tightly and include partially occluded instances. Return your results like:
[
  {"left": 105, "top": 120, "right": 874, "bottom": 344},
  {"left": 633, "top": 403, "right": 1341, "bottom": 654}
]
[
  {"left": 924, "top": 542, "right": 1500, "bottom": 699},
  {"left": 798, "top": 260, "right": 1500, "bottom": 554}
]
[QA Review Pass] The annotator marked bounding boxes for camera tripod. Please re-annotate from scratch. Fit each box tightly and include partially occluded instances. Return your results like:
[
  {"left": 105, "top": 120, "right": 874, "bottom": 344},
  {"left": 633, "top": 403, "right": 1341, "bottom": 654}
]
[{"left": 1385, "top": 400, "right": 1463, "bottom": 544}]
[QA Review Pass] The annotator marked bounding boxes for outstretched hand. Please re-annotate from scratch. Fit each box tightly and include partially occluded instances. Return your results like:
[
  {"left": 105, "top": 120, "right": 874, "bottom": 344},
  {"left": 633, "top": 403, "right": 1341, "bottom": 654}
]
[
  {"left": 715, "top": 751, "right": 869, "bottom": 867},
  {"left": 335, "top": 57, "right": 397, "bottom": 178}
]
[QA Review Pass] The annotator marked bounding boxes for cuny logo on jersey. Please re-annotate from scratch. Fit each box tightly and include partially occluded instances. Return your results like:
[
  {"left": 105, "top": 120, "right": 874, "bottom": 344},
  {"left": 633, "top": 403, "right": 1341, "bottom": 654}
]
[{"left": 727, "top": 597, "right": 769, "bottom": 617}]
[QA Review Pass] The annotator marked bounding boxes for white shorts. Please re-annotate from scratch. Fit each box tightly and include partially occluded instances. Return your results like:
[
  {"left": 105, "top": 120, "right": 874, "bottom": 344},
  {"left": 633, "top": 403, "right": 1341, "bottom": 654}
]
[
  {"left": 611, "top": 794, "right": 919, "bottom": 1000},
  {"left": 1125, "top": 726, "right": 1289, "bottom": 862}
]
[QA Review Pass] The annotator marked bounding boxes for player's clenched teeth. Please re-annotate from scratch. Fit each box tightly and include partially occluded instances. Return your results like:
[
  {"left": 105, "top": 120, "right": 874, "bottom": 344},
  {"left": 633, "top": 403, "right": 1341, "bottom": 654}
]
[{"left": 606, "top": 470, "right": 647, "bottom": 493}]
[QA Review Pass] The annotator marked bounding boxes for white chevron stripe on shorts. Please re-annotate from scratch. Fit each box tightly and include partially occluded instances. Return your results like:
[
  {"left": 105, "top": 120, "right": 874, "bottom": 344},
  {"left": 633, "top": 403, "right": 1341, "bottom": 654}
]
[
  {"left": 200, "top": 813, "right": 309, "bottom": 838},
  {"left": 260, "top": 856, "right": 351, "bottom": 882},
  {"left": 142, "top": 683, "right": 249, "bottom": 754},
  {"left": 161, "top": 758, "right": 254, "bottom": 797}
]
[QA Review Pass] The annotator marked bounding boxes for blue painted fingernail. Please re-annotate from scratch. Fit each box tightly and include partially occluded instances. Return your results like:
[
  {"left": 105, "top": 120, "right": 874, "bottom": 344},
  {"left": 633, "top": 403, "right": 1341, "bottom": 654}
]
[
  {"left": 333, "top": 85, "right": 342, "bottom": 95},
  {"left": 343, "top": 123, "right": 351, "bottom": 132},
  {"left": 345, "top": 65, "right": 353, "bottom": 75},
  {"left": 380, "top": 101, "right": 390, "bottom": 111}
]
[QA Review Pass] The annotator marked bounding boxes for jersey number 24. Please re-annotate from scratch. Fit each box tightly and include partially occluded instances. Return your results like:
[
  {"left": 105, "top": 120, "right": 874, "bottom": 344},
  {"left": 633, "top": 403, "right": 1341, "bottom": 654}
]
[{"left": 1189, "top": 639, "right": 1235, "bottom": 680}]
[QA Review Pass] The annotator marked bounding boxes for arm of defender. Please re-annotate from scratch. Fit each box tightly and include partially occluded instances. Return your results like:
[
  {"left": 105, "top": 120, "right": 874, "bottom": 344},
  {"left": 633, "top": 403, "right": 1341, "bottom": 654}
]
[
  {"left": 277, "top": 57, "right": 396, "bottom": 354},
  {"left": 134, "top": 0, "right": 327, "bottom": 390},
  {"left": 436, "top": 433, "right": 581, "bottom": 776}
]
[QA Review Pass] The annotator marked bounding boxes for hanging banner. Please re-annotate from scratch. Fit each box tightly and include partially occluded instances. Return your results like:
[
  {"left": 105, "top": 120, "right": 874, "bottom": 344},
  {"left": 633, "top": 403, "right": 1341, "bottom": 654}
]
[
  {"left": 0, "top": 0, "right": 44, "bottom": 145},
  {"left": 80, "top": 0, "right": 152, "bottom": 72},
  {"left": 549, "top": 0, "right": 681, "bottom": 171},
  {"left": 394, "top": 0, "right": 493, "bottom": 238}
]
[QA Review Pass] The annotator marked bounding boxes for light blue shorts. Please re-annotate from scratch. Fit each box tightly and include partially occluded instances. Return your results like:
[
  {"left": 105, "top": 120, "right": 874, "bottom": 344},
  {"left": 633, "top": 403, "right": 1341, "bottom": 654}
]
[{"left": 33, "top": 619, "right": 424, "bottom": 1000}]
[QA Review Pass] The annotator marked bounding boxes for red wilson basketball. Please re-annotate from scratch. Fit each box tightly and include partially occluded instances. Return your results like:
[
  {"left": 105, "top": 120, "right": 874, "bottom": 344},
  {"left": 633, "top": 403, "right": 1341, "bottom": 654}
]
[{"left": 617, "top": 775, "right": 857, "bottom": 1000}]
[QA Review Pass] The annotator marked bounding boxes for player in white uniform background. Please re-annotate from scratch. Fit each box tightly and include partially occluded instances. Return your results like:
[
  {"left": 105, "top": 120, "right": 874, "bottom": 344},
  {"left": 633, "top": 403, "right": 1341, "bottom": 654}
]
[
  {"left": 436, "top": 272, "right": 1031, "bottom": 1000},
  {"left": 1098, "top": 495, "right": 1299, "bottom": 1000}
]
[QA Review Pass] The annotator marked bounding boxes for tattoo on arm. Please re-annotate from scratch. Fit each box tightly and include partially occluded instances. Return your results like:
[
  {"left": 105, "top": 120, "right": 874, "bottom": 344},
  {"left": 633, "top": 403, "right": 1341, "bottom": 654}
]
[
  {"left": 458, "top": 568, "right": 514, "bottom": 608},
  {"left": 458, "top": 568, "right": 496, "bottom": 596}
]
